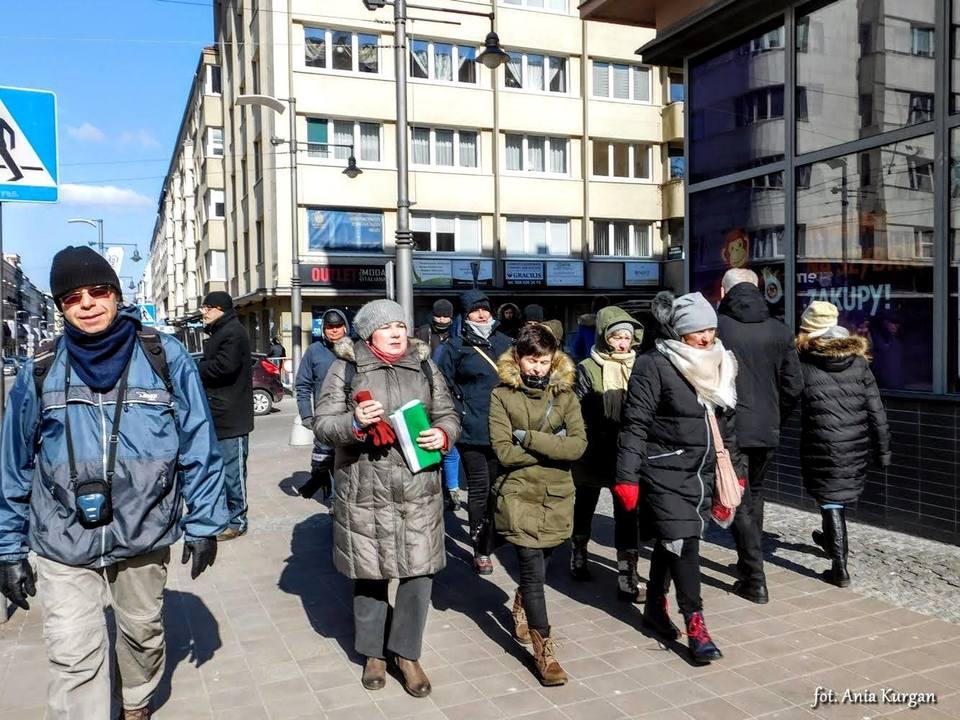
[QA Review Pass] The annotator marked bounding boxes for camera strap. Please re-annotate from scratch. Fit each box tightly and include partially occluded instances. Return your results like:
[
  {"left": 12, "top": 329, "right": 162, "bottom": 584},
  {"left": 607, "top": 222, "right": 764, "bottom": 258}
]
[{"left": 64, "top": 358, "right": 131, "bottom": 487}]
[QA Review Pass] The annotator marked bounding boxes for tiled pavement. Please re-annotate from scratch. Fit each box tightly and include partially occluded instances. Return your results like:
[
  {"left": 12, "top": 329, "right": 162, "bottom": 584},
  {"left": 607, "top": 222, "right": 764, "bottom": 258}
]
[{"left": 2, "top": 404, "right": 959, "bottom": 720}]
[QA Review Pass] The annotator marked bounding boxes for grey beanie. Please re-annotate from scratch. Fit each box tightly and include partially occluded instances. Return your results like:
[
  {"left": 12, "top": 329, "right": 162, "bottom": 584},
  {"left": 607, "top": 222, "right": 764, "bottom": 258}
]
[
  {"left": 672, "top": 292, "right": 718, "bottom": 337},
  {"left": 605, "top": 321, "right": 635, "bottom": 339},
  {"left": 352, "top": 299, "right": 407, "bottom": 340}
]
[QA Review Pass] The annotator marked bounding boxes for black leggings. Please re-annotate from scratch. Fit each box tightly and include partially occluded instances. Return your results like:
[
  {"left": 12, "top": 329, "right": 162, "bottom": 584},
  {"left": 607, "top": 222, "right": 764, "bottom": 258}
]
[
  {"left": 460, "top": 445, "right": 498, "bottom": 555},
  {"left": 515, "top": 545, "right": 555, "bottom": 636},
  {"left": 647, "top": 538, "right": 701, "bottom": 617},
  {"left": 572, "top": 485, "right": 639, "bottom": 551}
]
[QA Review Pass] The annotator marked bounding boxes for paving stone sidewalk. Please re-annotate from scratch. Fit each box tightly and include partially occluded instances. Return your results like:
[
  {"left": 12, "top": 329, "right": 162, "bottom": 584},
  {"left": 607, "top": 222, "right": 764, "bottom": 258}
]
[{"left": 1, "top": 404, "right": 959, "bottom": 720}]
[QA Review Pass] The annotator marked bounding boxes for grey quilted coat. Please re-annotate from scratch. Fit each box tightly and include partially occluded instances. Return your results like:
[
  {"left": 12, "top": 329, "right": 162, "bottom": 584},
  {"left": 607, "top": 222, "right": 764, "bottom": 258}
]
[{"left": 314, "top": 337, "right": 460, "bottom": 580}]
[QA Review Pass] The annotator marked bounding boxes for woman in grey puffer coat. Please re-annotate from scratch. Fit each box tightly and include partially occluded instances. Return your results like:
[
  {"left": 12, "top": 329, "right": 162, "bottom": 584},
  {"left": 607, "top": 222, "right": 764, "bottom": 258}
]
[{"left": 315, "top": 300, "right": 460, "bottom": 699}]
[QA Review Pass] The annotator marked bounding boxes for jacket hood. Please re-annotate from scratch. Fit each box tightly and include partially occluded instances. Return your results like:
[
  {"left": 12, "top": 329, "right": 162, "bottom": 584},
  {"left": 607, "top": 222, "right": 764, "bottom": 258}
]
[
  {"left": 498, "top": 302, "right": 521, "bottom": 319},
  {"left": 718, "top": 282, "right": 770, "bottom": 324},
  {"left": 333, "top": 336, "right": 431, "bottom": 364},
  {"left": 651, "top": 291, "right": 680, "bottom": 340},
  {"left": 577, "top": 313, "right": 596, "bottom": 328},
  {"left": 315, "top": 308, "right": 351, "bottom": 339},
  {"left": 595, "top": 306, "right": 643, "bottom": 349},
  {"left": 496, "top": 348, "right": 576, "bottom": 396},
  {"left": 460, "top": 289, "right": 491, "bottom": 316},
  {"left": 797, "top": 333, "right": 870, "bottom": 359}
]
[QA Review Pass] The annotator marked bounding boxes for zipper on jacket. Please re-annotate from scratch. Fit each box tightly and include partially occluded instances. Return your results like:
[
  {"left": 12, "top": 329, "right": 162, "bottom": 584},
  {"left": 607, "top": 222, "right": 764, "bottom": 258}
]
[
  {"left": 696, "top": 411, "right": 711, "bottom": 538},
  {"left": 648, "top": 449, "right": 684, "bottom": 460},
  {"left": 98, "top": 393, "right": 108, "bottom": 567}
]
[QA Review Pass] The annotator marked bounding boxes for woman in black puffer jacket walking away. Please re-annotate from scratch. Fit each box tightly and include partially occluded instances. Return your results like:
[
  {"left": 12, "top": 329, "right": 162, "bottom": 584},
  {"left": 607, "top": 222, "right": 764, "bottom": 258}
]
[
  {"left": 616, "top": 292, "right": 745, "bottom": 664},
  {"left": 796, "top": 302, "right": 891, "bottom": 588}
]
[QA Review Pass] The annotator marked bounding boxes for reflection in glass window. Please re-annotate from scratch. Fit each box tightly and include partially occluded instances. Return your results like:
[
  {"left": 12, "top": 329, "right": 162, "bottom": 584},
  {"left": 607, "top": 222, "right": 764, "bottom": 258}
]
[
  {"left": 948, "top": 128, "right": 960, "bottom": 391},
  {"left": 505, "top": 217, "right": 570, "bottom": 255},
  {"left": 669, "top": 72, "right": 684, "bottom": 103},
  {"left": 796, "top": 135, "right": 935, "bottom": 391},
  {"left": 411, "top": 213, "right": 481, "bottom": 253},
  {"left": 796, "top": 0, "right": 935, "bottom": 154},
  {"left": 504, "top": 51, "right": 567, "bottom": 93},
  {"left": 304, "top": 28, "right": 378, "bottom": 74},
  {"left": 307, "top": 208, "right": 384, "bottom": 251},
  {"left": 331, "top": 31, "right": 353, "bottom": 71},
  {"left": 408, "top": 40, "right": 477, "bottom": 84}
]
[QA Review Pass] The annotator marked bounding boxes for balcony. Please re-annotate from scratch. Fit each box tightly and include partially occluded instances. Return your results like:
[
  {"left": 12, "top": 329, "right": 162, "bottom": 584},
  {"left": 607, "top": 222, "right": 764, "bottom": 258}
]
[
  {"left": 662, "top": 101, "right": 684, "bottom": 143},
  {"left": 662, "top": 178, "right": 684, "bottom": 219}
]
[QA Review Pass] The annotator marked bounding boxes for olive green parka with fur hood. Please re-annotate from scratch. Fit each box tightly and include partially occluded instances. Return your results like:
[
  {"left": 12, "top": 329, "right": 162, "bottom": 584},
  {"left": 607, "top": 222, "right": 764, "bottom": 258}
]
[{"left": 488, "top": 350, "right": 587, "bottom": 549}]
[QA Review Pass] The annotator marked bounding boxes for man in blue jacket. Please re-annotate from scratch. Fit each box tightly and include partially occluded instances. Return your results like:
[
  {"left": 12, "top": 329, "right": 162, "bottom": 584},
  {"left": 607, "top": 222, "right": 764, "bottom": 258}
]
[{"left": 0, "top": 247, "right": 228, "bottom": 720}]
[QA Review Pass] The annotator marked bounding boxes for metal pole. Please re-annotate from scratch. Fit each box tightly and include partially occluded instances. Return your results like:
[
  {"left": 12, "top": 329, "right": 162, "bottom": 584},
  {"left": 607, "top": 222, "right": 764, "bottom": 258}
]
[
  {"left": 289, "top": 97, "right": 303, "bottom": 381},
  {"left": 394, "top": 0, "right": 415, "bottom": 331},
  {"left": 98, "top": 219, "right": 104, "bottom": 255}
]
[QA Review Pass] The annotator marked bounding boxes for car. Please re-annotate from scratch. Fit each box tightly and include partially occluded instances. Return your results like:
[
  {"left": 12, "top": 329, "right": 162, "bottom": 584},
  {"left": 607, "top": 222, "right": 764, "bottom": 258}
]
[
  {"left": 190, "top": 352, "right": 285, "bottom": 416},
  {"left": 2, "top": 358, "right": 19, "bottom": 377}
]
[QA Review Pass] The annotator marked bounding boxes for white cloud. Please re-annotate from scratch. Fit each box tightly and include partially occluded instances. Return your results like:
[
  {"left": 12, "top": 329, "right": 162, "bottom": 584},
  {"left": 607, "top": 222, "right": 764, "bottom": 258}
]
[
  {"left": 118, "top": 129, "right": 160, "bottom": 149},
  {"left": 67, "top": 122, "right": 107, "bottom": 143},
  {"left": 60, "top": 183, "right": 153, "bottom": 208}
]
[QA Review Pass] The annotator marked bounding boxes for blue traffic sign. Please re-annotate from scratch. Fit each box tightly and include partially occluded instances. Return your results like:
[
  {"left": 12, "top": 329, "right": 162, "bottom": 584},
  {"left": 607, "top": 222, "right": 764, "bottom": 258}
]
[
  {"left": 138, "top": 303, "right": 157, "bottom": 326},
  {"left": 0, "top": 86, "right": 58, "bottom": 203}
]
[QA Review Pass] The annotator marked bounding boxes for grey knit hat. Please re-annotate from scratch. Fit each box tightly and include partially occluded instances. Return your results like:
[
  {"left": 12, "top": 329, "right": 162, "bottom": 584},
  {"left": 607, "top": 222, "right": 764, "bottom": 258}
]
[
  {"left": 352, "top": 299, "right": 407, "bottom": 340},
  {"left": 605, "top": 321, "right": 635, "bottom": 339},
  {"left": 672, "top": 292, "right": 718, "bottom": 337}
]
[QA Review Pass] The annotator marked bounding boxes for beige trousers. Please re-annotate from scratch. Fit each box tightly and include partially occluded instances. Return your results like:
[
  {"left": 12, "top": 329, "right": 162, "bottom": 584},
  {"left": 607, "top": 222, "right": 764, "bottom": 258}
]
[{"left": 35, "top": 548, "right": 170, "bottom": 719}]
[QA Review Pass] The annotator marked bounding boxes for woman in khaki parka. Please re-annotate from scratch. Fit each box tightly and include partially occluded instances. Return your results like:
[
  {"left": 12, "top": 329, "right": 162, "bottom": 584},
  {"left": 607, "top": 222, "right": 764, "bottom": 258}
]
[{"left": 488, "top": 324, "right": 587, "bottom": 687}]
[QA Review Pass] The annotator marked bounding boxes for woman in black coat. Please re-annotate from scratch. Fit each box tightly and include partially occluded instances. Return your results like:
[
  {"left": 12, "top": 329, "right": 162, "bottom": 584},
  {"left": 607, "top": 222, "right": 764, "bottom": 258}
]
[
  {"left": 797, "top": 301, "right": 891, "bottom": 588},
  {"left": 616, "top": 292, "right": 745, "bottom": 664}
]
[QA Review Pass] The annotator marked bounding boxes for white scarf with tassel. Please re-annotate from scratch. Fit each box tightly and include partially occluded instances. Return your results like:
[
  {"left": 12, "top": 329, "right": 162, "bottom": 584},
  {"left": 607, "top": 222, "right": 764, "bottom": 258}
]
[{"left": 655, "top": 338, "right": 738, "bottom": 410}]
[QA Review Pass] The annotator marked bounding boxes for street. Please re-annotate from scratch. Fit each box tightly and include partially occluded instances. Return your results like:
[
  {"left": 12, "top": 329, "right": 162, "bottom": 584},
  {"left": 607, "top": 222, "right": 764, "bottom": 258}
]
[{"left": 1, "top": 400, "right": 959, "bottom": 720}]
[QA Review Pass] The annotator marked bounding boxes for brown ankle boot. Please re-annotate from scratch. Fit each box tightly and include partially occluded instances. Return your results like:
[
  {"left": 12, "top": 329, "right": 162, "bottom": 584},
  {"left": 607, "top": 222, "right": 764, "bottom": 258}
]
[
  {"left": 362, "top": 656, "right": 386, "bottom": 690},
  {"left": 122, "top": 708, "right": 151, "bottom": 720},
  {"left": 512, "top": 589, "right": 531, "bottom": 644},
  {"left": 529, "top": 628, "right": 567, "bottom": 686},
  {"left": 394, "top": 656, "right": 431, "bottom": 698}
]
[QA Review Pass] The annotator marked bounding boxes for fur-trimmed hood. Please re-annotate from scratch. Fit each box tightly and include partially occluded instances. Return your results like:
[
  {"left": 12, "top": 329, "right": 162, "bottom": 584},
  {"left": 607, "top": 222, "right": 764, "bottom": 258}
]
[
  {"left": 797, "top": 333, "right": 870, "bottom": 360},
  {"left": 496, "top": 348, "right": 576, "bottom": 395},
  {"left": 333, "top": 336, "right": 432, "bottom": 364}
]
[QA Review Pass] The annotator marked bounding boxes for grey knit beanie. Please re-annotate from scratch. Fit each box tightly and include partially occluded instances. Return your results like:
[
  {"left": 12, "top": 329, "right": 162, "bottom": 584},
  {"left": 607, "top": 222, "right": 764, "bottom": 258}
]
[
  {"left": 352, "top": 299, "right": 407, "bottom": 340},
  {"left": 672, "top": 292, "right": 718, "bottom": 337}
]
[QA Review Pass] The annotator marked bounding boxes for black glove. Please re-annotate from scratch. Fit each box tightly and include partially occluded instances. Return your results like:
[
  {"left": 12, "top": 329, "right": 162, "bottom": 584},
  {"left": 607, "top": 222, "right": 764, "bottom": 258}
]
[
  {"left": 181, "top": 538, "right": 218, "bottom": 580},
  {"left": 0, "top": 559, "right": 37, "bottom": 611}
]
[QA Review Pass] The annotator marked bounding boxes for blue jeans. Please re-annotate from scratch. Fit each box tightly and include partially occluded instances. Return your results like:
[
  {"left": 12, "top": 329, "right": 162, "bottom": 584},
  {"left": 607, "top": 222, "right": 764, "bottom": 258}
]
[
  {"left": 442, "top": 445, "right": 462, "bottom": 491},
  {"left": 218, "top": 435, "right": 249, "bottom": 533}
]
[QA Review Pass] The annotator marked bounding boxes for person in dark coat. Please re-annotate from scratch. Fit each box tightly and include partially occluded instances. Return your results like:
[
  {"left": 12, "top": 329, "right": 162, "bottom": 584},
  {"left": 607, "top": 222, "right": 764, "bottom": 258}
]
[
  {"left": 436, "top": 289, "right": 513, "bottom": 574},
  {"left": 295, "top": 309, "right": 350, "bottom": 499},
  {"left": 616, "top": 292, "right": 745, "bottom": 664},
  {"left": 523, "top": 303, "right": 545, "bottom": 327},
  {"left": 267, "top": 336, "right": 286, "bottom": 358},
  {"left": 717, "top": 269, "right": 803, "bottom": 604},
  {"left": 497, "top": 302, "right": 523, "bottom": 339},
  {"left": 199, "top": 291, "right": 254, "bottom": 540},
  {"left": 797, "top": 301, "right": 891, "bottom": 588}
]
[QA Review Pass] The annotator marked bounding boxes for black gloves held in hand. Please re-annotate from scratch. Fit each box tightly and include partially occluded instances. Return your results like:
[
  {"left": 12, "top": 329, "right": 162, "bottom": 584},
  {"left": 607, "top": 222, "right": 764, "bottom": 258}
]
[
  {"left": 0, "top": 559, "right": 37, "bottom": 610},
  {"left": 181, "top": 537, "right": 218, "bottom": 580}
]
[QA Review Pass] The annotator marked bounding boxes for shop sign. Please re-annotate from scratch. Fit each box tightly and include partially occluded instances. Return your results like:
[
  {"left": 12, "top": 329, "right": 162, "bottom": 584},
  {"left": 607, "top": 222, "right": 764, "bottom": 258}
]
[
  {"left": 412, "top": 259, "right": 495, "bottom": 288},
  {"left": 546, "top": 261, "right": 584, "bottom": 287},
  {"left": 667, "top": 246, "right": 684, "bottom": 261},
  {"left": 299, "top": 264, "right": 386, "bottom": 289},
  {"left": 624, "top": 262, "right": 660, "bottom": 286},
  {"left": 452, "top": 260, "right": 494, "bottom": 288},
  {"left": 504, "top": 261, "right": 545, "bottom": 287},
  {"left": 413, "top": 259, "right": 452, "bottom": 287}
]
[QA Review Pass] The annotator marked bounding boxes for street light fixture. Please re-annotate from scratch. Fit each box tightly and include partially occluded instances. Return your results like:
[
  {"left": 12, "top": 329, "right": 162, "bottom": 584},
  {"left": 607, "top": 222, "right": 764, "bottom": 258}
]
[{"left": 66, "top": 218, "right": 142, "bottom": 261}]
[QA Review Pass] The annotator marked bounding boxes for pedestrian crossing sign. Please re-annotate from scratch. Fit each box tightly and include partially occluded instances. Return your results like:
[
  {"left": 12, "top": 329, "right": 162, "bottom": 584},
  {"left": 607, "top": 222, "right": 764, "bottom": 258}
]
[
  {"left": 0, "top": 86, "right": 59, "bottom": 204},
  {"left": 138, "top": 303, "right": 157, "bottom": 327}
]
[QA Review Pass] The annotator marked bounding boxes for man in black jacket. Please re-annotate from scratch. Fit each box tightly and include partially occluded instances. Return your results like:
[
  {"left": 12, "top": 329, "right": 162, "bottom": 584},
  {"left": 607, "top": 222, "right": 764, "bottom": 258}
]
[
  {"left": 717, "top": 269, "right": 803, "bottom": 604},
  {"left": 199, "top": 291, "right": 254, "bottom": 540},
  {"left": 414, "top": 299, "right": 454, "bottom": 354}
]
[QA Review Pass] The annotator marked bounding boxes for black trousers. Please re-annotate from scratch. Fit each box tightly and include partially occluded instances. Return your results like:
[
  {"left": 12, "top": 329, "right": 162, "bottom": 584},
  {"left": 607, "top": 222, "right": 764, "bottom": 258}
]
[
  {"left": 730, "top": 447, "right": 775, "bottom": 582},
  {"left": 572, "top": 485, "right": 639, "bottom": 551},
  {"left": 353, "top": 576, "right": 433, "bottom": 661},
  {"left": 647, "top": 538, "right": 701, "bottom": 617},
  {"left": 515, "top": 545, "right": 555, "bottom": 636},
  {"left": 460, "top": 444, "right": 498, "bottom": 555}
]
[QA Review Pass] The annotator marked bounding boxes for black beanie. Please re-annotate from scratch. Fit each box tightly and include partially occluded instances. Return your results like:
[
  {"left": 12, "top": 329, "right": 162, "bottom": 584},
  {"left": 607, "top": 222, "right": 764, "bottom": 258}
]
[
  {"left": 432, "top": 299, "right": 454, "bottom": 317},
  {"left": 523, "top": 304, "right": 545, "bottom": 322},
  {"left": 50, "top": 246, "right": 122, "bottom": 307},
  {"left": 202, "top": 291, "right": 234, "bottom": 310},
  {"left": 322, "top": 309, "right": 345, "bottom": 326}
]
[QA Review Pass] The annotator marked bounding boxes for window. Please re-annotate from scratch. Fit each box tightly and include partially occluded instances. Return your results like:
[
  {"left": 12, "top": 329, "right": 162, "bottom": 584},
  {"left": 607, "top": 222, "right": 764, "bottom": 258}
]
[
  {"left": 504, "top": 51, "right": 567, "bottom": 93},
  {"left": 411, "top": 214, "right": 481, "bottom": 253},
  {"left": 592, "top": 61, "right": 650, "bottom": 102},
  {"left": 253, "top": 139, "right": 262, "bottom": 181},
  {"left": 304, "top": 28, "right": 379, "bottom": 74},
  {"left": 208, "top": 190, "right": 225, "bottom": 219},
  {"left": 592, "top": 140, "right": 651, "bottom": 180},
  {"left": 502, "top": 0, "right": 568, "bottom": 10},
  {"left": 909, "top": 93, "right": 934, "bottom": 124},
  {"left": 669, "top": 72, "right": 684, "bottom": 103},
  {"left": 908, "top": 157, "right": 934, "bottom": 193},
  {"left": 505, "top": 134, "right": 567, "bottom": 174},
  {"left": 506, "top": 217, "right": 570, "bottom": 255},
  {"left": 911, "top": 26, "right": 934, "bottom": 57},
  {"left": 734, "top": 86, "right": 785, "bottom": 127},
  {"left": 205, "top": 65, "right": 222, "bottom": 95},
  {"left": 306, "top": 119, "right": 381, "bottom": 162},
  {"left": 668, "top": 146, "right": 685, "bottom": 179},
  {"left": 914, "top": 228, "right": 934, "bottom": 259},
  {"left": 206, "top": 127, "right": 224, "bottom": 157},
  {"left": 307, "top": 208, "right": 384, "bottom": 251},
  {"left": 410, "top": 39, "right": 479, "bottom": 84},
  {"left": 593, "top": 221, "right": 652, "bottom": 257},
  {"left": 208, "top": 250, "right": 226, "bottom": 282},
  {"left": 410, "top": 127, "right": 479, "bottom": 169}
]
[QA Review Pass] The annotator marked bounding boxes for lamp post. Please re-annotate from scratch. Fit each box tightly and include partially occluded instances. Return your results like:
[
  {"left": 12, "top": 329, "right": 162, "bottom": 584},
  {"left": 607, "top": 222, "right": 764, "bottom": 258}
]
[
  {"left": 363, "top": 0, "right": 509, "bottom": 329},
  {"left": 66, "top": 218, "right": 143, "bottom": 262}
]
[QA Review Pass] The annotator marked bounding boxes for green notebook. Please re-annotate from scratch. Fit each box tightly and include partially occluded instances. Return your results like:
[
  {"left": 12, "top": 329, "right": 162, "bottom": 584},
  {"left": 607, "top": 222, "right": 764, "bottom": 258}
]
[{"left": 389, "top": 400, "right": 442, "bottom": 473}]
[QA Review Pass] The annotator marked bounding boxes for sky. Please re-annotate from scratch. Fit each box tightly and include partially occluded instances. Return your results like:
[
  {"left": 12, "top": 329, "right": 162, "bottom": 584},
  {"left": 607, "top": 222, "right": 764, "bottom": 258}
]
[{"left": 2, "top": 0, "right": 216, "bottom": 294}]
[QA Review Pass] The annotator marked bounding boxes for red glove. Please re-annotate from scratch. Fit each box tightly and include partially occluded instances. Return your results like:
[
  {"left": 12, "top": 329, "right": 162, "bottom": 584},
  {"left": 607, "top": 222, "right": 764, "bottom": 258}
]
[
  {"left": 612, "top": 483, "right": 640, "bottom": 512},
  {"left": 353, "top": 390, "right": 396, "bottom": 447}
]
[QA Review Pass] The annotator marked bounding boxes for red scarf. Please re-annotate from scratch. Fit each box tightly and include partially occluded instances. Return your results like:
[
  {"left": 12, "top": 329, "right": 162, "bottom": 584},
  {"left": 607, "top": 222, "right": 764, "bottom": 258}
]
[{"left": 367, "top": 341, "right": 405, "bottom": 365}]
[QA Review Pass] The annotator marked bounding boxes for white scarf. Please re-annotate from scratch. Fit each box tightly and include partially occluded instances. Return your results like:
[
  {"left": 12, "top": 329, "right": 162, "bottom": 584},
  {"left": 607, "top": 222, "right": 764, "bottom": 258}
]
[
  {"left": 656, "top": 338, "right": 738, "bottom": 410},
  {"left": 589, "top": 345, "right": 636, "bottom": 420},
  {"left": 466, "top": 317, "right": 495, "bottom": 340}
]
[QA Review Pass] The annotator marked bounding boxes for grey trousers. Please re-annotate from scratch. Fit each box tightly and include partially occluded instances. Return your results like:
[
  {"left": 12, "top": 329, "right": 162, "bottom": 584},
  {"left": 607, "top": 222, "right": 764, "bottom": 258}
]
[
  {"left": 353, "top": 575, "right": 433, "bottom": 661},
  {"left": 35, "top": 548, "right": 170, "bottom": 719}
]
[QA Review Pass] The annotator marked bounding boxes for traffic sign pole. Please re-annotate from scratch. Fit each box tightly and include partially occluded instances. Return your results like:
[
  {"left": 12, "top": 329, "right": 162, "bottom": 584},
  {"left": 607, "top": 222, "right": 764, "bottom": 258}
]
[{"left": 1, "top": 201, "right": 5, "bottom": 415}]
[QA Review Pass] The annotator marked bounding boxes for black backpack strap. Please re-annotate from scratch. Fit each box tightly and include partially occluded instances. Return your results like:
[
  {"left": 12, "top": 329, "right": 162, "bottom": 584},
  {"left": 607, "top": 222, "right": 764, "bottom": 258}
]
[
  {"left": 137, "top": 328, "right": 172, "bottom": 394},
  {"left": 32, "top": 338, "right": 60, "bottom": 400}
]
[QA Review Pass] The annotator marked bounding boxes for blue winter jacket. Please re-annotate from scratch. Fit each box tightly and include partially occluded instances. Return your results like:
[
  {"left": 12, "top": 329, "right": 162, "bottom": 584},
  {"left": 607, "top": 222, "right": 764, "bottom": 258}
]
[
  {"left": 0, "top": 312, "right": 229, "bottom": 568},
  {"left": 296, "top": 308, "right": 350, "bottom": 422}
]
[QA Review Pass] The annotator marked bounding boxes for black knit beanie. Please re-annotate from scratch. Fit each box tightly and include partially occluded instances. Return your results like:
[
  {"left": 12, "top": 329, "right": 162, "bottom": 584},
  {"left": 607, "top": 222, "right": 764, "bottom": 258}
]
[
  {"left": 50, "top": 246, "right": 122, "bottom": 307},
  {"left": 523, "top": 304, "right": 545, "bottom": 322},
  {"left": 202, "top": 291, "right": 234, "bottom": 310},
  {"left": 432, "top": 299, "right": 454, "bottom": 317}
]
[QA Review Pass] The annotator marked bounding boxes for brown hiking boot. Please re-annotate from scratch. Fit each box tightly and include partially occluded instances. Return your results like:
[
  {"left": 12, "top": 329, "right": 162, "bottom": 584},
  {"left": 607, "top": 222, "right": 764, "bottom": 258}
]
[
  {"left": 529, "top": 628, "right": 567, "bottom": 686},
  {"left": 122, "top": 708, "right": 151, "bottom": 720},
  {"left": 393, "top": 656, "right": 431, "bottom": 698},
  {"left": 361, "top": 656, "right": 386, "bottom": 690},
  {"left": 512, "top": 589, "right": 531, "bottom": 644}
]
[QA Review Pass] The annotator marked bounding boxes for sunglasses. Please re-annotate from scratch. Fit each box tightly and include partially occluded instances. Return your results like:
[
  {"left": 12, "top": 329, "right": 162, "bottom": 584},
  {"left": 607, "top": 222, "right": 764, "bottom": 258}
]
[{"left": 61, "top": 285, "right": 114, "bottom": 308}]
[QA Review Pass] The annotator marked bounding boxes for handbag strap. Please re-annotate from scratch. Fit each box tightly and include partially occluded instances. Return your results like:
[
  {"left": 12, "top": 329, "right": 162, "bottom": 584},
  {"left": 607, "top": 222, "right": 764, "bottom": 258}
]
[
  {"left": 707, "top": 410, "right": 726, "bottom": 453},
  {"left": 471, "top": 345, "right": 499, "bottom": 372}
]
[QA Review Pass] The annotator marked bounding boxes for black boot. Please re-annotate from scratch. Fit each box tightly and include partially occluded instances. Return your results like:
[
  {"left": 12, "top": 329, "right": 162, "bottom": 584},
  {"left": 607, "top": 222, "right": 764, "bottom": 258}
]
[
  {"left": 642, "top": 592, "right": 680, "bottom": 641},
  {"left": 684, "top": 611, "right": 722, "bottom": 663},
  {"left": 822, "top": 507, "right": 851, "bottom": 588},
  {"left": 569, "top": 535, "right": 591, "bottom": 581}
]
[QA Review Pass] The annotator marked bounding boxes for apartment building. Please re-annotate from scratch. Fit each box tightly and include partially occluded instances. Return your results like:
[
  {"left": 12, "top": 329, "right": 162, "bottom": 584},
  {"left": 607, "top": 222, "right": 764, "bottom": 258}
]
[
  {"left": 2, "top": 254, "right": 55, "bottom": 357},
  {"left": 176, "top": 0, "right": 688, "bottom": 352},
  {"left": 150, "top": 47, "right": 227, "bottom": 350}
]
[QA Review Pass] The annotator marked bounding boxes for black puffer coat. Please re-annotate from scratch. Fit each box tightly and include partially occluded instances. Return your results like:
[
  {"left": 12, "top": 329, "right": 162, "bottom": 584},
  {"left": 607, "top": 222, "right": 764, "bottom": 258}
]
[
  {"left": 199, "top": 309, "right": 253, "bottom": 440},
  {"left": 798, "top": 334, "right": 891, "bottom": 504},
  {"left": 616, "top": 351, "right": 744, "bottom": 541},
  {"left": 717, "top": 283, "right": 803, "bottom": 448}
]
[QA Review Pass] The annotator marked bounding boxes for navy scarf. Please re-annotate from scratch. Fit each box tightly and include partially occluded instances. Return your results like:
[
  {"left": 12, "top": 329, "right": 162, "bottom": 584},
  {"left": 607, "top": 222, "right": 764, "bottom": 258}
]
[{"left": 63, "top": 315, "right": 138, "bottom": 392}]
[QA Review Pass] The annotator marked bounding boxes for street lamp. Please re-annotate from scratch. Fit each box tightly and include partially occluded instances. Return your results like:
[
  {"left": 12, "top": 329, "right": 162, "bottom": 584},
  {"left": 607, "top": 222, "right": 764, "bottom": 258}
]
[
  {"left": 363, "top": 0, "right": 509, "bottom": 329},
  {"left": 67, "top": 218, "right": 143, "bottom": 261}
]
